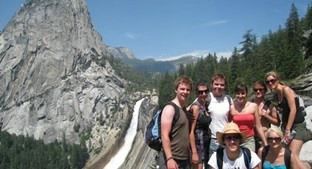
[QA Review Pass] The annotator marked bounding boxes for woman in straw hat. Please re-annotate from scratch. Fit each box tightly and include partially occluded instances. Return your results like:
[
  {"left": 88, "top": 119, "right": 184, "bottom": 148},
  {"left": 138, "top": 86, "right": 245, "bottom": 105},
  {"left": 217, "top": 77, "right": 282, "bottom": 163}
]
[{"left": 208, "top": 122, "right": 261, "bottom": 169}]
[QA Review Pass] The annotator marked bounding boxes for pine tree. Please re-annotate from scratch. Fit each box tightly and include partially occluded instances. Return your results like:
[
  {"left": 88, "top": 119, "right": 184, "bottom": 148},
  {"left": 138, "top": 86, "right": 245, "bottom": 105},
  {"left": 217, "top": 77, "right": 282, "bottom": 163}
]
[{"left": 282, "top": 3, "right": 304, "bottom": 78}]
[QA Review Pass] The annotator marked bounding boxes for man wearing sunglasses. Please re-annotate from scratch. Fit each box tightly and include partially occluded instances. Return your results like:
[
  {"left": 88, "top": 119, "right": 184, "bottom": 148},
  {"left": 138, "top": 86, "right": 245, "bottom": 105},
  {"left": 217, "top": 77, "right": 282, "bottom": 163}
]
[{"left": 208, "top": 122, "right": 261, "bottom": 169}]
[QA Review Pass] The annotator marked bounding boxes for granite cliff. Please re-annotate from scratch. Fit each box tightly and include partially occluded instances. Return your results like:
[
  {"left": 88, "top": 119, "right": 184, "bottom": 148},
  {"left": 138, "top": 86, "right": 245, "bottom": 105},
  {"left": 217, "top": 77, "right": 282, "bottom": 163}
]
[{"left": 0, "top": 0, "right": 132, "bottom": 146}]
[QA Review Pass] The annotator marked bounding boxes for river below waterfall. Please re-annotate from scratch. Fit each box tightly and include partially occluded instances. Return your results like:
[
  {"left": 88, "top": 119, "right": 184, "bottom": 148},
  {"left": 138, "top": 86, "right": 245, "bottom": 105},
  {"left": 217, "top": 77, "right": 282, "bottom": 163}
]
[{"left": 103, "top": 98, "right": 145, "bottom": 169}]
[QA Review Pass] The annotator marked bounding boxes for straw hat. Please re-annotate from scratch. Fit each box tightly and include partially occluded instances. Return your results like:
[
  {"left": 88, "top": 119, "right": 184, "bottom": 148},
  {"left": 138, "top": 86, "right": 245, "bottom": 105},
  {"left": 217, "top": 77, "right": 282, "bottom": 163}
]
[{"left": 217, "top": 122, "right": 246, "bottom": 145}]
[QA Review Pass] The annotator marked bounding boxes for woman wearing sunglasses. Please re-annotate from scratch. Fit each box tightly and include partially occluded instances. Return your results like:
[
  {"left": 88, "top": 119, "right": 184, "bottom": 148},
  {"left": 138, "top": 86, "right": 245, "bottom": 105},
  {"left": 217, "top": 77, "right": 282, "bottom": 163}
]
[
  {"left": 265, "top": 71, "right": 312, "bottom": 169},
  {"left": 251, "top": 81, "right": 279, "bottom": 153},
  {"left": 189, "top": 82, "right": 211, "bottom": 169},
  {"left": 230, "top": 83, "right": 267, "bottom": 152},
  {"left": 258, "top": 126, "right": 300, "bottom": 169}
]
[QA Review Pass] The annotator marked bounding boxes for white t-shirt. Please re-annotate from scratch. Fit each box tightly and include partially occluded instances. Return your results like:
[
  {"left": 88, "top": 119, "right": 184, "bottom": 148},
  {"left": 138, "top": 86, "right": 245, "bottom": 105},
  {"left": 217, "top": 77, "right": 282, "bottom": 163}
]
[
  {"left": 208, "top": 148, "right": 261, "bottom": 169},
  {"left": 208, "top": 92, "right": 233, "bottom": 138}
]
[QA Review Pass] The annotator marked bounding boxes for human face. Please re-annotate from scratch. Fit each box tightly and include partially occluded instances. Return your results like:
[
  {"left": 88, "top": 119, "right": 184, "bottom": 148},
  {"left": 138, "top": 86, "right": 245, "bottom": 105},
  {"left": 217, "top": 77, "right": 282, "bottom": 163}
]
[
  {"left": 253, "top": 84, "right": 265, "bottom": 99},
  {"left": 266, "top": 76, "right": 278, "bottom": 90},
  {"left": 235, "top": 90, "right": 247, "bottom": 103},
  {"left": 223, "top": 134, "right": 241, "bottom": 152},
  {"left": 175, "top": 83, "right": 191, "bottom": 104},
  {"left": 197, "top": 86, "right": 208, "bottom": 102},
  {"left": 212, "top": 78, "right": 226, "bottom": 97},
  {"left": 267, "top": 131, "right": 281, "bottom": 148}
]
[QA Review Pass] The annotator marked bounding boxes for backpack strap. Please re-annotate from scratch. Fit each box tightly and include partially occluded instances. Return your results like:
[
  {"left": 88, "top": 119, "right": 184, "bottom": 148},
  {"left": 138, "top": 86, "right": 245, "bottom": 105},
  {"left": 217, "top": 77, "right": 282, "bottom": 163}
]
[
  {"left": 241, "top": 147, "right": 251, "bottom": 169},
  {"left": 158, "top": 102, "right": 180, "bottom": 144},
  {"left": 161, "top": 102, "right": 180, "bottom": 138},
  {"left": 217, "top": 147, "right": 251, "bottom": 169},
  {"left": 284, "top": 148, "right": 291, "bottom": 169},
  {"left": 166, "top": 102, "right": 180, "bottom": 125},
  {"left": 261, "top": 145, "right": 270, "bottom": 167},
  {"left": 216, "top": 147, "right": 224, "bottom": 169}
]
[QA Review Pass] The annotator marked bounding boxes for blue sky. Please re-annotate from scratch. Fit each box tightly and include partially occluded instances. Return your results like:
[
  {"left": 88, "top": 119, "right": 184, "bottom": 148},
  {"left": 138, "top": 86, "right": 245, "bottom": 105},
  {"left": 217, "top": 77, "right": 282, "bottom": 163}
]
[{"left": 0, "top": 1, "right": 311, "bottom": 60}]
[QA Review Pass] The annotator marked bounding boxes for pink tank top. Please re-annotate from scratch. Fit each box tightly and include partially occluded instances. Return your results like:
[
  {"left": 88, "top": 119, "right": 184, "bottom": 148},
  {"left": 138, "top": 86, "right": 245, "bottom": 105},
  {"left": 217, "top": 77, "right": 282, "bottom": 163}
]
[{"left": 232, "top": 113, "right": 255, "bottom": 138}]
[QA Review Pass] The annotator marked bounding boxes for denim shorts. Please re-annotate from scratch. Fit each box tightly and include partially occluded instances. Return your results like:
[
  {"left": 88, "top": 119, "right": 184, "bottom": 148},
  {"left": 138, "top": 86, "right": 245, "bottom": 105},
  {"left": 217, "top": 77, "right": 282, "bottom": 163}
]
[{"left": 209, "top": 138, "right": 222, "bottom": 158}]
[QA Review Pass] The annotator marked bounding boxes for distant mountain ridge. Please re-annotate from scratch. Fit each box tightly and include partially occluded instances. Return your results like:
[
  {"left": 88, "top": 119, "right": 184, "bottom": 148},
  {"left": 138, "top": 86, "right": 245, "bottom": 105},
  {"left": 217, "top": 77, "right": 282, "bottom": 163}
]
[{"left": 108, "top": 46, "right": 200, "bottom": 73}]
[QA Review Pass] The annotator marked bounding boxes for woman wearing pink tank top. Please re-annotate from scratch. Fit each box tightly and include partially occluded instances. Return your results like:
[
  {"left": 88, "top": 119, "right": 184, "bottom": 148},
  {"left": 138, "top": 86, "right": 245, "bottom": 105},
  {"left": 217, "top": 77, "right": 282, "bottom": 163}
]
[{"left": 230, "top": 83, "right": 267, "bottom": 152}]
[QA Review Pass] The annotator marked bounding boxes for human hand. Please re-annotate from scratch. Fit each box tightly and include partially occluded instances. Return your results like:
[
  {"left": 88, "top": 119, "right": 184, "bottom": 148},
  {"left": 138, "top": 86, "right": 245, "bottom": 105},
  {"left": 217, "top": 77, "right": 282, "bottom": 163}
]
[
  {"left": 167, "top": 158, "right": 178, "bottom": 169},
  {"left": 282, "top": 131, "right": 292, "bottom": 145},
  {"left": 260, "top": 109, "right": 267, "bottom": 116},
  {"left": 192, "top": 153, "right": 199, "bottom": 164}
]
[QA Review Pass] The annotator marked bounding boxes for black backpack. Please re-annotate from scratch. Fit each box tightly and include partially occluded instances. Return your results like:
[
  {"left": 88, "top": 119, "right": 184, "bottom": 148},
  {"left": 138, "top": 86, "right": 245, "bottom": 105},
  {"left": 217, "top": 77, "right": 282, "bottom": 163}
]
[
  {"left": 261, "top": 145, "right": 291, "bottom": 169},
  {"left": 145, "top": 102, "right": 180, "bottom": 151},
  {"left": 216, "top": 146, "right": 251, "bottom": 169}
]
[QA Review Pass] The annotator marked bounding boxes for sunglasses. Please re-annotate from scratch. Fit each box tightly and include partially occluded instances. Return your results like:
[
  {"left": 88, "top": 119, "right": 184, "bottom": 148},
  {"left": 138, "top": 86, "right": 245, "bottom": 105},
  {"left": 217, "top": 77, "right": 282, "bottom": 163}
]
[
  {"left": 253, "top": 88, "right": 264, "bottom": 92},
  {"left": 197, "top": 90, "right": 208, "bottom": 94},
  {"left": 267, "top": 137, "right": 281, "bottom": 142},
  {"left": 266, "top": 79, "right": 277, "bottom": 85},
  {"left": 224, "top": 135, "right": 240, "bottom": 141}
]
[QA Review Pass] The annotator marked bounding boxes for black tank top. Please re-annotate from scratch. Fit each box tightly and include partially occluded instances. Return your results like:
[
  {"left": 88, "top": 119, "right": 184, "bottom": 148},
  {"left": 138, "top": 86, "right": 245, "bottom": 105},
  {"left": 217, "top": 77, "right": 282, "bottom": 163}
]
[
  {"left": 278, "top": 97, "right": 305, "bottom": 129},
  {"left": 192, "top": 101, "right": 211, "bottom": 137}
]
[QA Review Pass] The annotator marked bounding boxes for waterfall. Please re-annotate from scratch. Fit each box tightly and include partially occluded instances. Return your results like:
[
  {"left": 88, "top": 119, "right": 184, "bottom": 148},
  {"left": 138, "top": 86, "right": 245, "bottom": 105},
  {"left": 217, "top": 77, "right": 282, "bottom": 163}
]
[{"left": 104, "top": 98, "right": 145, "bottom": 169}]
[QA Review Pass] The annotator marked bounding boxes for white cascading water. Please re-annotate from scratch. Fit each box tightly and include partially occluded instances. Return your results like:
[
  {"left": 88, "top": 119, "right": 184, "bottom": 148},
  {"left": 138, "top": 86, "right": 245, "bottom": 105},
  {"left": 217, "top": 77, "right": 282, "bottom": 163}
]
[{"left": 104, "top": 98, "right": 145, "bottom": 169}]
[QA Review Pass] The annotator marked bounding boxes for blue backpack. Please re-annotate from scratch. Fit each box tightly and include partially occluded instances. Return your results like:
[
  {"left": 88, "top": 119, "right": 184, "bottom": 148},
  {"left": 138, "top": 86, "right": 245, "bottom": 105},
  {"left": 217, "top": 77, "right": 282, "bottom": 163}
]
[{"left": 145, "top": 102, "right": 180, "bottom": 151}]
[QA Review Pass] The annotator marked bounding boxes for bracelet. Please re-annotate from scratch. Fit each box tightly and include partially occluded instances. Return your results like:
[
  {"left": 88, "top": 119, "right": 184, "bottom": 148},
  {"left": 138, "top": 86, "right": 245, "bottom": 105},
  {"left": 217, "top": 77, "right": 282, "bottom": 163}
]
[
  {"left": 285, "top": 130, "right": 290, "bottom": 133},
  {"left": 166, "top": 157, "right": 174, "bottom": 162}
]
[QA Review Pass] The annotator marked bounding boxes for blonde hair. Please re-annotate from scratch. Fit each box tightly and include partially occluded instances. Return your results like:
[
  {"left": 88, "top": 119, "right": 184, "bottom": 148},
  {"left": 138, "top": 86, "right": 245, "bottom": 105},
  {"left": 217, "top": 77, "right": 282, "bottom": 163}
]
[
  {"left": 265, "top": 125, "right": 283, "bottom": 138},
  {"left": 264, "top": 71, "right": 285, "bottom": 85}
]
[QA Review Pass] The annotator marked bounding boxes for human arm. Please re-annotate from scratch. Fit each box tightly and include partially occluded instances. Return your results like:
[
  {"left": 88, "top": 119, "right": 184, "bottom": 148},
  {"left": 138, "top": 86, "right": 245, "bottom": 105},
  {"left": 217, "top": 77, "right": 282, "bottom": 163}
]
[
  {"left": 257, "top": 147, "right": 264, "bottom": 169},
  {"left": 161, "top": 104, "right": 178, "bottom": 169},
  {"left": 254, "top": 103, "right": 268, "bottom": 146},
  {"left": 262, "top": 104, "right": 279, "bottom": 126},
  {"left": 189, "top": 105, "right": 199, "bottom": 165}
]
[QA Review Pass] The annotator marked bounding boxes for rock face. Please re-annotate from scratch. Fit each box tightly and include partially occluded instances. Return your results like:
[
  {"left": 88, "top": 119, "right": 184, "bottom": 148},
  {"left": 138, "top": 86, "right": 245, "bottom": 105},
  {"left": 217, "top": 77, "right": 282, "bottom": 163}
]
[
  {"left": 107, "top": 46, "right": 137, "bottom": 60},
  {"left": 0, "top": 0, "right": 130, "bottom": 144},
  {"left": 290, "top": 73, "right": 312, "bottom": 165}
]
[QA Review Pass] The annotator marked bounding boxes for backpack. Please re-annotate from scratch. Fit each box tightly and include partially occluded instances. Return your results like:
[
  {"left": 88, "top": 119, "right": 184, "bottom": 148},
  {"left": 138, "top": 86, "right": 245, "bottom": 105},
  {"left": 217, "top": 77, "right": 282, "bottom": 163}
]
[
  {"left": 261, "top": 145, "right": 291, "bottom": 169},
  {"left": 216, "top": 146, "right": 251, "bottom": 169},
  {"left": 145, "top": 102, "right": 180, "bottom": 151}
]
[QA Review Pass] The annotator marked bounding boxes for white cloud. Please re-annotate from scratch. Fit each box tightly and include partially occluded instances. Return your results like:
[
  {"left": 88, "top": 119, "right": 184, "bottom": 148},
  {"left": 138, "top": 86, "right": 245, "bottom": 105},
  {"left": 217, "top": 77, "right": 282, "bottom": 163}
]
[
  {"left": 125, "top": 32, "right": 137, "bottom": 39},
  {"left": 206, "top": 20, "right": 229, "bottom": 26}
]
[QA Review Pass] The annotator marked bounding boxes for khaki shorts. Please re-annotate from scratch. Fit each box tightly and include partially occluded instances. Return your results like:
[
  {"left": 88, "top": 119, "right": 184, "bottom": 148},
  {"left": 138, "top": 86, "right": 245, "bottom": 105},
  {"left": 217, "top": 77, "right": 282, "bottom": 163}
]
[
  {"left": 241, "top": 136, "right": 255, "bottom": 152},
  {"left": 293, "top": 121, "right": 312, "bottom": 142}
]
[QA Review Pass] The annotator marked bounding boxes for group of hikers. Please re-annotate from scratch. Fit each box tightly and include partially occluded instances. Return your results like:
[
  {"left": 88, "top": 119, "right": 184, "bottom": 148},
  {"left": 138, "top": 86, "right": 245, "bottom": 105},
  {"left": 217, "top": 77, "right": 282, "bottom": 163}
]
[{"left": 157, "top": 71, "right": 312, "bottom": 169}]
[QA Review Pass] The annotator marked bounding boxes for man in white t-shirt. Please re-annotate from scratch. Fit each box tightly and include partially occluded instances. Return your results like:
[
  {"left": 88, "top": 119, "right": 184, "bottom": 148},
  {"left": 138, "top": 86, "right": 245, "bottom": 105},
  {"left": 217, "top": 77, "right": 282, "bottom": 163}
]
[
  {"left": 208, "top": 122, "right": 261, "bottom": 169},
  {"left": 208, "top": 74, "right": 233, "bottom": 157}
]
